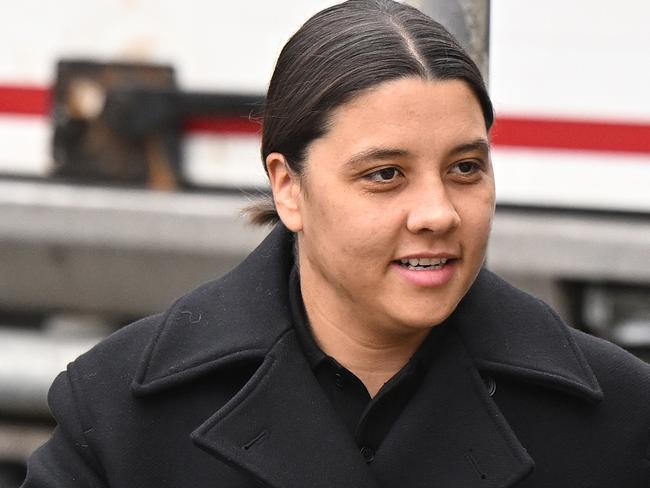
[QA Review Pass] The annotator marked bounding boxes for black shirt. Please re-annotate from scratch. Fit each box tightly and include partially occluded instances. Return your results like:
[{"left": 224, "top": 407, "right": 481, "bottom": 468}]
[{"left": 288, "top": 266, "right": 445, "bottom": 463}]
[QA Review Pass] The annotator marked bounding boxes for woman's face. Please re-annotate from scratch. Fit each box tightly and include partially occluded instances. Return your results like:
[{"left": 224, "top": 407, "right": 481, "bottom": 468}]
[{"left": 275, "top": 77, "right": 495, "bottom": 336}]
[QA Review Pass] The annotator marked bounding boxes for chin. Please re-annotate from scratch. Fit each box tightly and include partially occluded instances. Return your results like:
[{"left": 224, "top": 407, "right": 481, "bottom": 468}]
[{"left": 392, "top": 306, "right": 454, "bottom": 331}]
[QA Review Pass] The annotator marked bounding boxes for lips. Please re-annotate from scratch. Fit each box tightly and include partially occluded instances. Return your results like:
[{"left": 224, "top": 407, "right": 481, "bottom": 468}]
[{"left": 392, "top": 253, "right": 459, "bottom": 287}]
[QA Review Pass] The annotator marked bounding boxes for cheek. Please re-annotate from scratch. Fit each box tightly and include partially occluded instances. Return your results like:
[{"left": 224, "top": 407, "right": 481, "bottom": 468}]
[
  {"left": 306, "top": 184, "right": 396, "bottom": 240},
  {"left": 304, "top": 196, "right": 397, "bottom": 279},
  {"left": 456, "top": 190, "right": 495, "bottom": 243},
  {"left": 301, "top": 190, "right": 357, "bottom": 260}
]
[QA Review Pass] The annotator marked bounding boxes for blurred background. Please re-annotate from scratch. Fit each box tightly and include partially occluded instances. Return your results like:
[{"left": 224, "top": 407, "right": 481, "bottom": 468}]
[{"left": 1, "top": 0, "right": 649, "bottom": 485}]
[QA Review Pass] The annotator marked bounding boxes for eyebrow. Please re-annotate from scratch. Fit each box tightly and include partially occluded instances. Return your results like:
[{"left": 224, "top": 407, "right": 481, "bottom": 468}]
[
  {"left": 343, "top": 147, "right": 409, "bottom": 170},
  {"left": 447, "top": 138, "right": 491, "bottom": 158},
  {"left": 343, "top": 138, "right": 490, "bottom": 170}
]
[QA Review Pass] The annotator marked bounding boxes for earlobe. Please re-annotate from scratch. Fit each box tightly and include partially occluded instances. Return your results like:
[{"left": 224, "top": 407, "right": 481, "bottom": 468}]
[{"left": 265, "top": 153, "right": 304, "bottom": 232}]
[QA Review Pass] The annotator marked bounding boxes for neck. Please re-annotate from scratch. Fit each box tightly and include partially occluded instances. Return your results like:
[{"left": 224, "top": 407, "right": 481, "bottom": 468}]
[{"left": 300, "top": 278, "right": 429, "bottom": 398}]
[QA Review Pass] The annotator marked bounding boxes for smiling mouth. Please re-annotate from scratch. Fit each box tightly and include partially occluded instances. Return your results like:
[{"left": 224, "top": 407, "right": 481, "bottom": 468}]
[{"left": 396, "top": 257, "right": 454, "bottom": 270}]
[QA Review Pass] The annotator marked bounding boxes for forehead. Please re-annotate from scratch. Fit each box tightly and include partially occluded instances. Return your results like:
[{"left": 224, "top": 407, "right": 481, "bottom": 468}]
[{"left": 312, "top": 77, "right": 487, "bottom": 159}]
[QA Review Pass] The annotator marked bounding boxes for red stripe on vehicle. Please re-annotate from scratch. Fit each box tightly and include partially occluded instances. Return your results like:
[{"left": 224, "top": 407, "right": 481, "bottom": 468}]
[
  {"left": 491, "top": 116, "right": 650, "bottom": 154},
  {"left": 2, "top": 85, "right": 650, "bottom": 154},
  {"left": 0, "top": 85, "right": 51, "bottom": 115},
  {"left": 183, "top": 116, "right": 260, "bottom": 135}
]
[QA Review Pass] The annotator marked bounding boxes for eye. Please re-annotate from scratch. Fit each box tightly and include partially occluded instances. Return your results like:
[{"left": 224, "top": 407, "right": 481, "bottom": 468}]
[
  {"left": 453, "top": 161, "right": 478, "bottom": 174},
  {"left": 449, "top": 160, "right": 484, "bottom": 179},
  {"left": 365, "top": 167, "right": 402, "bottom": 183}
]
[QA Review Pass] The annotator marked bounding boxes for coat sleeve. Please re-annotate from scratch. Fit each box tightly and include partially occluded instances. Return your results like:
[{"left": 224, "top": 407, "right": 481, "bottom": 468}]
[{"left": 21, "top": 370, "right": 108, "bottom": 488}]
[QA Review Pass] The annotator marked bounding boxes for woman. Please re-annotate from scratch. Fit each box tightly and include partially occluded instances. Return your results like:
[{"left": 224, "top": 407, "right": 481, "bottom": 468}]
[{"left": 23, "top": 1, "right": 650, "bottom": 487}]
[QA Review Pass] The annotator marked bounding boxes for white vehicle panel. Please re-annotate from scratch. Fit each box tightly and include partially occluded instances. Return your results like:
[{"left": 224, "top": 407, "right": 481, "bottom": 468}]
[{"left": 1, "top": 0, "right": 648, "bottom": 211}]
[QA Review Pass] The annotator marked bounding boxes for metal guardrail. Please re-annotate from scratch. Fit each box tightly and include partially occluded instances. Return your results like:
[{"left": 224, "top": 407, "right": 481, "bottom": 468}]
[
  {"left": 488, "top": 210, "right": 650, "bottom": 282},
  {"left": 0, "top": 180, "right": 270, "bottom": 316},
  {"left": 0, "top": 180, "right": 268, "bottom": 254}
]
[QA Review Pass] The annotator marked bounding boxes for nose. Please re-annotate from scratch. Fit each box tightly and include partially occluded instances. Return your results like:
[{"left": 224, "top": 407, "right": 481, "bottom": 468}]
[{"left": 405, "top": 182, "right": 461, "bottom": 235}]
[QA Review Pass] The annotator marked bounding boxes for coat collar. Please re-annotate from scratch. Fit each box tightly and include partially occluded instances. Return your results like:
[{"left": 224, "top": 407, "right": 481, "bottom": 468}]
[
  {"left": 132, "top": 223, "right": 294, "bottom": 395},
  {"left": 132, "top": 223, "right": 601, "bottom": 403},
  {"left": 453, "top": 269, "right": 602, "bottom": 403}
]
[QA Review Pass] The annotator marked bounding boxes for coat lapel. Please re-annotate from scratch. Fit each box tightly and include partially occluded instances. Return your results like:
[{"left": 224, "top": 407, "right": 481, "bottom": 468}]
[
  {"left": 372, "top": 326, "right": 534, "bottom": 488},
  {"left": 455, "top": 270, "right": 602, "bottom": 404},
  {"left": 131, "top": 224, "right": 295, "bottom": 396},
  {"left": 191, "top": 329, "right": 379, "bottom": 488}
]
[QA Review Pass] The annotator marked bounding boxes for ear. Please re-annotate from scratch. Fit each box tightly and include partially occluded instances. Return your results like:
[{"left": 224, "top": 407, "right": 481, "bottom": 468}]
[{"left": 265, "top": 152, "right": 304, "bottom": 232}]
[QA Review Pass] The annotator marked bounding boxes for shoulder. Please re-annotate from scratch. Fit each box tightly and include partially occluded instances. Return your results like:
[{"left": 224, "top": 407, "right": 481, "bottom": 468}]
[
  {"left": 62, "top": 312, "right": 163, "bottom": 390},
  {"left": 58, "top": 273, "right": 226, "bottom": 398},
  {"left": 47, "top": 313, "right": 165, "bottom": 427},
  {"left": 44, "top": 278, "right": 229, "bottom": 451}
]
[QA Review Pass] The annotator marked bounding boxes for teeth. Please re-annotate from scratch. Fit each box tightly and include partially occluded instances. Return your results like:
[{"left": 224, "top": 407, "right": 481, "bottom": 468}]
[{"left": 399, "top": 257, "right": 448, "bottom": 267}]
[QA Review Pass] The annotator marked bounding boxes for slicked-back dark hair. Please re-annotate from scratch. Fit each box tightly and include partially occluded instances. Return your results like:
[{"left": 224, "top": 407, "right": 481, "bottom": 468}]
[{"left": 248, "top": 0, "right": 493, "bottom": 225}]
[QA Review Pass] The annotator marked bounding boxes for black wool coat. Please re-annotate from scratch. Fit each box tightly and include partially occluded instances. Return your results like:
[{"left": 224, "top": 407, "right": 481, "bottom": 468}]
[{"left": 23, "top": 225, "right": 650, "bottom": 488}]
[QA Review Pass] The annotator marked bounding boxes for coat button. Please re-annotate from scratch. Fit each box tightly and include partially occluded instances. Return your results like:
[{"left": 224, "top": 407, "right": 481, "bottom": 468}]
[
  {"left": 483, "top": 375, "right": 497, "bottom": 397},
  {"left": 334, "top": 371, "right": 346, "bottom": 389},
  {"left": 360, "top": 446, "right": 375, "bottom": 463}
]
